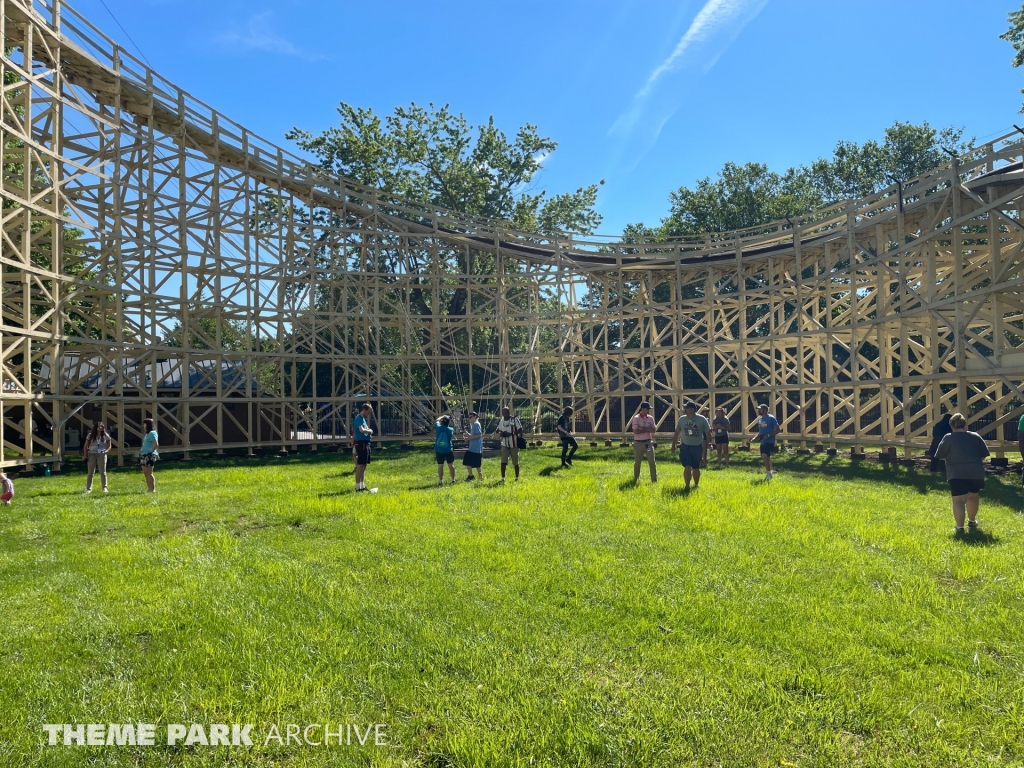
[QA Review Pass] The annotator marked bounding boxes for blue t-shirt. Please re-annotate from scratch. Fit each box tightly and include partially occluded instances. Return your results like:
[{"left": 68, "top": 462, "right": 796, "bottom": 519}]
[
  {"left": 353, "top": 414, "right": 371, "bottom": 442},
  {"left": 467, "top": 422, "right": 483, "bottom": 453},
  {"left": 141, "top": 430, "right": 159, "bottom": 455},
  {"left": 435, "top": 424, "right": 454, "bottom": 453},
  {"left": 757, "top": 414, "right": 779, "bottom": 445}
]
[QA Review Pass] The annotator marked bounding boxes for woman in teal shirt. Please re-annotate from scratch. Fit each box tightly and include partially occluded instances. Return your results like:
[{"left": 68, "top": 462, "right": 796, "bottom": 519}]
[{"left": 140, "top": 417, "right": 160, "bottom": 493}]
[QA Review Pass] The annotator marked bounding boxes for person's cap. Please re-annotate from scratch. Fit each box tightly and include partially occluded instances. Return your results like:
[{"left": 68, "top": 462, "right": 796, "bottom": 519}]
[
  {"left": 683, "top": 401, "right": 697, "bottom": 410},
  {"left": 757, "top": 403, "right": 769, "bottom": 411},
  {"left": 639, "top": 401, "right": 651, "bottom": 410},
  {"left": 469, "top": 411, "right": 478, "bottom": 418}
]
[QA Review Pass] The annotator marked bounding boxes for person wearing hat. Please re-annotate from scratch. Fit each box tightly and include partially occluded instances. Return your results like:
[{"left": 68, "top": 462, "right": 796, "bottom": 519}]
[
  {"left": 630, "top": 401, "right": 658, "bottom": 483},
  {"left": 672, "top": 401, "right": 711, "bottom": 489},
  {"left": 752, "top": 403, "right": 781, "bottom": 480}
]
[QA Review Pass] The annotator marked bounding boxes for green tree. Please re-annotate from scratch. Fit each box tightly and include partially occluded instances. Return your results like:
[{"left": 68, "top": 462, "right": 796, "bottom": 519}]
[
  {"left": 808, "top": 121, "right": 972, "bottom": 200},
  {"left": 287, "top": 102, "right": 602, "bottom": 236},
  {"left": 285, "top": 102, "right": 603, "bottom": 401},
  {"left": 660, "top": 162, "right": 823, "bottom": 238},
  {"left": 647, "top": 120, "right": 972, "bottom": 241},
  {"left": 1002, "top": 2, "right": 1024, "bottom": 110}
]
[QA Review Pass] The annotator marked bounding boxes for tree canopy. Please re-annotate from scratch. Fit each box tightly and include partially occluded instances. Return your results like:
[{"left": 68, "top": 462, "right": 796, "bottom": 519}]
[
  {"left": 647, "top": 121, "right": 972, "bottom": 239},
  {"left": 287, "top": 102, "right": 603, "bottom": 236},
  {"left": 1002, "top": 2, "right": 1024, "bottom": 110}
]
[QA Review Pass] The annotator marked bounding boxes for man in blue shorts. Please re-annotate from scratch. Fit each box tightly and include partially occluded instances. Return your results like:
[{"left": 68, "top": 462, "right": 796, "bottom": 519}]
[
  {"left": 752, "top": 403, "right": 780, "bottom": 481},
  {"left": 672, "top": 401, "right": 711, "bottom": 489}
]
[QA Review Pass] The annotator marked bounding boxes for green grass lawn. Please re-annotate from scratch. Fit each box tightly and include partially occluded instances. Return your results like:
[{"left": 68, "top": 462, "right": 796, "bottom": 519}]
[{"left": 1, "top": 446, "right": 1023, "bottom": 767}]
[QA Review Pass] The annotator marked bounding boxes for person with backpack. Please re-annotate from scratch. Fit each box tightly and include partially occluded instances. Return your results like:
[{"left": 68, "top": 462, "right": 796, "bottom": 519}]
[
  {"left": 462, "top": 411, "right": 484, "bottom": 482},
  {"left": 557, "top": 406, "right": 578, "bottom": 468},
  {"left": 435, "top": 415, "right": 456, "bottom": 486},
  {"left": 494, "top": 407, "right": 523, "bottom": 482},
  {"left": 82, "top": 421, "right": 112, "bottom": 493}
]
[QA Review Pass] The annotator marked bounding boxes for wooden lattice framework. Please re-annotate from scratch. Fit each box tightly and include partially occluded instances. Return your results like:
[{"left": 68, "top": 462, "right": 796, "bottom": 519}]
[{"left": 4, "top": 0, "right": 1024, "bottom": 468}]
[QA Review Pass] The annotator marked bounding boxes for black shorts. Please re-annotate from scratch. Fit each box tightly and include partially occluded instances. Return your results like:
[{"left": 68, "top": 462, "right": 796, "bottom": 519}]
[
  {"left": 435, "top": 450, "right": 455, "bottom": 465},
  {"left": 714, "top": 434, "right": 729, "bottom": 445},
  {"left": 462, "top": 450, "right": 482, "bottom": 468},
  {"left": 949, "top": 478, "right": 984, "bottom": 496},
  {"left": 355, "top": 441, "right": 371, "bottom": 466},
  {"left": 760, "top": 443, "right": 776, "bottom": 456}
]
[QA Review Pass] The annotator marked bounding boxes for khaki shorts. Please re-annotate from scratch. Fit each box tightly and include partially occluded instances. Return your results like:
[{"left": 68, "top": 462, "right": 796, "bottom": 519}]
[{"left": 500, "top": 444, "right": 520, "bottom": 466}]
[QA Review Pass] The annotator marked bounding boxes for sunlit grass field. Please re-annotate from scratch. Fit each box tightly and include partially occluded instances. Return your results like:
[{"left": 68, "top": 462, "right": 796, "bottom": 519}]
[{"left": 1, "top": 445, "right": 1023, "bottom": 767}]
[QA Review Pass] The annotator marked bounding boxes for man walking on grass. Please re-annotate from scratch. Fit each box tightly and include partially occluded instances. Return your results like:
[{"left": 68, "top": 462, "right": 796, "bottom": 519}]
[
  {"left": 557, "top": 406, "right": 578, "bottom": 468},
  {"left": 353, "top": 403, "right": 374, "bottom": 492},
  {"left": 673, "top": 401, "right": 711, "bottom": 489},
  {"left": 752, "top": 403, "right": 781, "bottom": 481},
  {"left": 631, "top": 401, "right": 658, "bottom": 483}
]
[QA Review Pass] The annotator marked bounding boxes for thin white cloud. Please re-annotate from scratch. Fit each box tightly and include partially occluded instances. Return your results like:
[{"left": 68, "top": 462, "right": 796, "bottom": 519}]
[
  {"left": 217, "top": 12, "right": 321, "bottom": 59},
  {"left": 611, "top": 0, "right": 768, "bottom": 141}
]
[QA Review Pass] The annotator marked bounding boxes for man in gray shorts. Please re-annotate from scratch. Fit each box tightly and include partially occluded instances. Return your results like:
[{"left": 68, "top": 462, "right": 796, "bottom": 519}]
[{"left": 672, "top": 401, "right": 711, "bottom": 489}]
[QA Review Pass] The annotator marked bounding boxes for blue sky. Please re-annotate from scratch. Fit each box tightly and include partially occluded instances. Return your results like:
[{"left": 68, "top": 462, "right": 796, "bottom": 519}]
[{"left": 70, "top": 0, "right": 1024, "bottom": 234}]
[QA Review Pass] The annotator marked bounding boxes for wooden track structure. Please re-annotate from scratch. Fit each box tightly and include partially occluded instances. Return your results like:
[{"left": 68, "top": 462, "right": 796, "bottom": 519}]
[{"left": 4, "top": 0, "right": 1024, "bottom": 467}]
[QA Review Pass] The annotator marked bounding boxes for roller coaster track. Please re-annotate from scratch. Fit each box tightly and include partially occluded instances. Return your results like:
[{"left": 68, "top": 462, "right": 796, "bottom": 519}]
[{"left": 3, "top": 0, "right": 1024, "bottom": 466}]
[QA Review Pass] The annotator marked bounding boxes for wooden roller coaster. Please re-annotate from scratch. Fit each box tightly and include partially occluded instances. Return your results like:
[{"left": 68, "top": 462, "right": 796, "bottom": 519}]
[{"left": 4, "top": 0, "right": 1024, "bottom": 467}]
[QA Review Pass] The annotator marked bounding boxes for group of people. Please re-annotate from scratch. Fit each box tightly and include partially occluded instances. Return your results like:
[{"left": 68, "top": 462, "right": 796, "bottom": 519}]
[
  {"left": 629, "top": 400, "right": 780, "bottom": 488},
  {"left": 0, "top": 401, "right": 1003, "bottom": 538},
  {"left": 351, "top": 400, "right": 784, "bottom": 492}
]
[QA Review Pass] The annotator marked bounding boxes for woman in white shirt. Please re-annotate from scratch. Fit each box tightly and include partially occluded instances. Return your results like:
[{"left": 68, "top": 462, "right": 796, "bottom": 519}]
[{"left": 82, "top": 422, "right": 112, "bottom": 493}]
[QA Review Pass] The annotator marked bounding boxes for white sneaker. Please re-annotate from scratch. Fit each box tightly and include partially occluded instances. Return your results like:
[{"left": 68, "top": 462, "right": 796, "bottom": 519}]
[
  {"left": 85, "top": 489, "right": 92, "bottom": 494},
  {"left": 103, "top": 488, "right": 108, "bottom": 493},
  {"left": 764, "top": 472, "right": 772, "bottom": 481}
]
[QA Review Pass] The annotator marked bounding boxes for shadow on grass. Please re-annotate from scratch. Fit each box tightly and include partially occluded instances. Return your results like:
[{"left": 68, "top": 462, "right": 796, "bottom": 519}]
[
  {"left": 778, "top": 454, "right": 1024, "bottom": 511},
  {"left": 617, "top": 478, "right": 639, "bottom": 491},
  {"left": 538, "top": 465, "right": 566, "bottom": 477},
  {"left": 26, "top": 489, "right": 93, "bottom": 497},
  {"left": 954, "top": 528, "right": 1000, "bottom": 546},
  {"left": 661, "top": 485, "right": 693, "bottom": 499}
]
